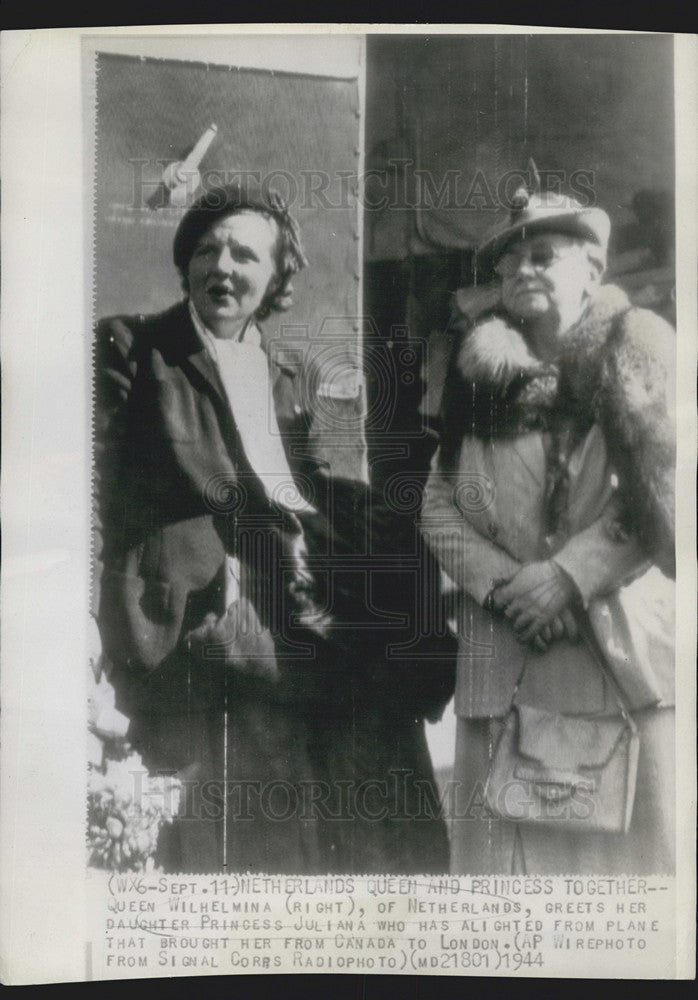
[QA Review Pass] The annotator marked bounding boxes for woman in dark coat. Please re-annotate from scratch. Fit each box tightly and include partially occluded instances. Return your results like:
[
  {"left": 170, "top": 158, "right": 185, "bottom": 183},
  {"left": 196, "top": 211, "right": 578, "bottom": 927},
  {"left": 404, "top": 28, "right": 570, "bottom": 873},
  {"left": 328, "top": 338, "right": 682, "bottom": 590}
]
[{"left": 94, "top": 181, "right": 453, "bottom": 874}]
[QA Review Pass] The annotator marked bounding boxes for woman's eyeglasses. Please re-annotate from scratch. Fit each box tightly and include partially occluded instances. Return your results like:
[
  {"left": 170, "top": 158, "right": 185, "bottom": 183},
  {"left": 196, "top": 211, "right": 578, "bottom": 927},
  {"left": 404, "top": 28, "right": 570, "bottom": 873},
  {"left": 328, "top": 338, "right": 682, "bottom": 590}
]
[{"left": 494, "top": 241, "right": 581, "bottom": 277}]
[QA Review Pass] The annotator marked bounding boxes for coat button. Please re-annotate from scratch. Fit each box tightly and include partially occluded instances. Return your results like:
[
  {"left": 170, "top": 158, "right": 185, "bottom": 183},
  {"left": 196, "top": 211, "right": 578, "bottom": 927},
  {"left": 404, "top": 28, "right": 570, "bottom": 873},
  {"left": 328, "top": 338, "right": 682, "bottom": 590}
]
[{"left": 487, "top": 522, "right": 499, "bottom": 539}]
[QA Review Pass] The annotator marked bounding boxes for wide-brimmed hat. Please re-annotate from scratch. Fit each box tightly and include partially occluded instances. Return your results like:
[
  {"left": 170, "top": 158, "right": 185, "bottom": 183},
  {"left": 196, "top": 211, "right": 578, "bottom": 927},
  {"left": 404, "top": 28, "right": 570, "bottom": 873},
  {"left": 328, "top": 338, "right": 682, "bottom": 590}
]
[{"left": 477, "top": 185, "right": 611, "bottom": 274}]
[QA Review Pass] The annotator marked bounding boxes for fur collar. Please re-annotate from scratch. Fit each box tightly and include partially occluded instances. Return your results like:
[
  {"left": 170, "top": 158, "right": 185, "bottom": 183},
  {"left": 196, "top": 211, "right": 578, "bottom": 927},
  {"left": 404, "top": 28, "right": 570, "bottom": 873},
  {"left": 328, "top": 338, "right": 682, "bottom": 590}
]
[
  {"left": 438, "top": 283, "right": 675, "bottom": 578},
  {"left": 456, "top": 283, "right": 631, "bottom": 388},
  {"left": 448, "top": 284, "right": 631, "bottom": 440}
]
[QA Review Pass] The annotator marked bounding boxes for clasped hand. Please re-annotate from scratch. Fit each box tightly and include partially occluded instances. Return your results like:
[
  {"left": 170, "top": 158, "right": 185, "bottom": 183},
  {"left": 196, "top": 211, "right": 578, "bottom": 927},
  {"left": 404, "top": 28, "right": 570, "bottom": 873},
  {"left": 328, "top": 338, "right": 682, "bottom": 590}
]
[{"left": 490, "top": 560, "right": 580, "bottom": 652}]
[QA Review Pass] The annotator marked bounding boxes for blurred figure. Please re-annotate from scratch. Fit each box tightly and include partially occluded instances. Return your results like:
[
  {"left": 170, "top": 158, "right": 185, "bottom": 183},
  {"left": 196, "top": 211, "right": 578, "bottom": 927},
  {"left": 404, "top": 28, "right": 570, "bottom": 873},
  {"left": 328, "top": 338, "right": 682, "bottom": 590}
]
[{"left": 609, "top": 188, "right": 676, "bottom": 324}]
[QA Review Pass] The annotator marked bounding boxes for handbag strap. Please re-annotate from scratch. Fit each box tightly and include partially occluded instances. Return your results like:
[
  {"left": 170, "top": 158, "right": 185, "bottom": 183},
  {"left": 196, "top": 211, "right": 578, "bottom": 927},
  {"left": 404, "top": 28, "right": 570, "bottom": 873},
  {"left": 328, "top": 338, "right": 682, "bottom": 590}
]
[
  {"left": 573, "top": 608, "right": 638, "bottom": 733},
  {"left": 506, "top": 603, "right": 637, "bottom": 734}
]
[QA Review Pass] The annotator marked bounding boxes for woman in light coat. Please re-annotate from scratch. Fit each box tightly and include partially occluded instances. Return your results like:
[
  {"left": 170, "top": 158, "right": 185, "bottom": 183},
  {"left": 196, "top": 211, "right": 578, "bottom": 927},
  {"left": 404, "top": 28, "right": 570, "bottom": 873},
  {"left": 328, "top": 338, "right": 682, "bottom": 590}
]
[{"left": 421, "top": 185, "right": 675, "bottom": 875}]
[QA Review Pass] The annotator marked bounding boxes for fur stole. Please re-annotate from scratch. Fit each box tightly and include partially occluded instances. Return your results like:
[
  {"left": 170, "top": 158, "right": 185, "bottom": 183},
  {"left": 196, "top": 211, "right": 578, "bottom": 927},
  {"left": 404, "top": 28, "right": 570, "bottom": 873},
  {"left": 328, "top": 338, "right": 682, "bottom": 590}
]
[{"left": 439, "top": 284, "right": 676, "bottom": 577}]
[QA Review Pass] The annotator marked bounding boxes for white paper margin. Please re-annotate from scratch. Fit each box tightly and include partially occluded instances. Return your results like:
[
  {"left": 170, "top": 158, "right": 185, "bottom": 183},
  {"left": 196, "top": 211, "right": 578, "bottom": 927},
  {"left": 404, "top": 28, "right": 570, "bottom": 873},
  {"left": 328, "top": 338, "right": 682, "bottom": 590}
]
[{"left": 1, "top": 24, "right": 695, "bottom": 985}]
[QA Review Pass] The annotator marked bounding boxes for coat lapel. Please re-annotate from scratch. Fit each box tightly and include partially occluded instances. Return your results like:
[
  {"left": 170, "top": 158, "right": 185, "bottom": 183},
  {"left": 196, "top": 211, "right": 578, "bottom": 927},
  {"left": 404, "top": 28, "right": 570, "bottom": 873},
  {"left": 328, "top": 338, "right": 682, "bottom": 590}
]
[
  {"left": 186, "top": 349, "right": 227, "bottom": 406},
  {"left": 159, "top": 302, "right": 313, "bottom": 514},
  {"left": 163, "top": 302, "right": 228, "bottom": 409},
  {"left": 510, "top": 435, "right": 546, "bottom": 489}
]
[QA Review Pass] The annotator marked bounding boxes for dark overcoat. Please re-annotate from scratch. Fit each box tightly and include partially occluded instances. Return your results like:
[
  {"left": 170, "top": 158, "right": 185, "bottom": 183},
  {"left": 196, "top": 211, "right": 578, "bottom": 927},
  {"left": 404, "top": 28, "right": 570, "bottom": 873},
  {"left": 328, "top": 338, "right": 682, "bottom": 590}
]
[{"left": 94, "top": 301, "right": 454, "bottom": 874}]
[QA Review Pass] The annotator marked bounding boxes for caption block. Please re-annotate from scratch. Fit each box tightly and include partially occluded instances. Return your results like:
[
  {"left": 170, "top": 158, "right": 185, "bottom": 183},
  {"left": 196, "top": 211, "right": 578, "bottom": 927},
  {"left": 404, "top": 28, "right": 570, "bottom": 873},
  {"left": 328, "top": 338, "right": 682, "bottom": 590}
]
[{"left": 87, "top": 872, "right": 675, "bottom": 979}]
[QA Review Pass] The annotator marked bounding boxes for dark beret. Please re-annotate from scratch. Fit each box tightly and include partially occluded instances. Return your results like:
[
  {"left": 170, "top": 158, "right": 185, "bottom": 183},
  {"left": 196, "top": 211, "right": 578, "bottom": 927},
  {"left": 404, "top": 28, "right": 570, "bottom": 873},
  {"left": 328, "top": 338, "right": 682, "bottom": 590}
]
[{"left": 173, "top": 181, "right": 289, "bottom": 274}]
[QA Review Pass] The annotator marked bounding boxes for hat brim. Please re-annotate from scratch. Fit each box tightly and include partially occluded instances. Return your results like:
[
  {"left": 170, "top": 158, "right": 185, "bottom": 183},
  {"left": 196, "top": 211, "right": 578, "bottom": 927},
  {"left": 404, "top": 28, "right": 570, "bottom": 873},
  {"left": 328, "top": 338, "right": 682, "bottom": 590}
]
[{"left": 476, "top": 207, "right": 610, "bottom": 272}]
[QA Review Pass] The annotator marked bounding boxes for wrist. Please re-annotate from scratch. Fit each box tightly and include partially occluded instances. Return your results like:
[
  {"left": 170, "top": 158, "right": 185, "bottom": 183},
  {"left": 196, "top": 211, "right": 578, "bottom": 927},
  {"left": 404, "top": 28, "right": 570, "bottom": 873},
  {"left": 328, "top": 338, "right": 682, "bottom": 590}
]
[{"left": 550, "top": 558, "right": 580, "bottom": 604}]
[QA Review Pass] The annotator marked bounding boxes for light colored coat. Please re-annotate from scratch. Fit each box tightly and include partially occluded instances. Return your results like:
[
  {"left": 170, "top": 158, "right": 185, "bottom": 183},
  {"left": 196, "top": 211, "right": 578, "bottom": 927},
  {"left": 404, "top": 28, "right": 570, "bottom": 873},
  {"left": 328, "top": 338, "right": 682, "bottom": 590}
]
[
  {"left": 421, "top": 285, "right": 676, "bottom": 875},
  {"left": 420, "top": 424, "right": 675, "bottom": 718},
  {"left": 420, "top": 287, "right": 675, "bottom": 719}
]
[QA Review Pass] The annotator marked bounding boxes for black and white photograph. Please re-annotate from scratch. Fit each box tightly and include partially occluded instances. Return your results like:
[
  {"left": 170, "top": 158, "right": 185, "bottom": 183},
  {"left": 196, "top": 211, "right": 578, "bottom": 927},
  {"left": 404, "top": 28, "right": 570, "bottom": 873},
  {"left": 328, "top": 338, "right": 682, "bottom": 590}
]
[{"left": 1, "top": 25, "right": 695, "bottom": 984}]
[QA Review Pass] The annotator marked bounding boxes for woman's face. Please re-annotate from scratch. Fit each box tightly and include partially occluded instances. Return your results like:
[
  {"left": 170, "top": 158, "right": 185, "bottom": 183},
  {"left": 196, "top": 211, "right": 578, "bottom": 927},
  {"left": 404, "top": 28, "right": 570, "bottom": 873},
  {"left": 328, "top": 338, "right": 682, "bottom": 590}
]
[
  {"left": 186, "top": 209, "right": 279, "bottom": 337},
  {"left": 497, "top": 232, "right": 599, "bottom": 328}
]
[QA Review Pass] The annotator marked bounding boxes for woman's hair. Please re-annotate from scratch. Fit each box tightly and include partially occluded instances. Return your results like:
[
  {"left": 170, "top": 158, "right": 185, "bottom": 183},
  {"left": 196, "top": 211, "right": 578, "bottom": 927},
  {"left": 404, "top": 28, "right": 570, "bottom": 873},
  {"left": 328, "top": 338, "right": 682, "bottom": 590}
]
[{"left": 173, "top": 181, "right": 309, "bottom": 321}]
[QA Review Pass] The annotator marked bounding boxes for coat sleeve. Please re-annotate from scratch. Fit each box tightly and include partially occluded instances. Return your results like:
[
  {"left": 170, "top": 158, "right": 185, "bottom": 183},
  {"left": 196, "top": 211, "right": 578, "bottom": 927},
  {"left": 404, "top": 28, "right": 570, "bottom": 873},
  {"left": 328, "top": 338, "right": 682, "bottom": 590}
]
[
  {"left": 553, "top": 503, "right": 650, "bottom": 606},
  {"left": 420, "top": 454, "right": 521, "bottom": 605}
]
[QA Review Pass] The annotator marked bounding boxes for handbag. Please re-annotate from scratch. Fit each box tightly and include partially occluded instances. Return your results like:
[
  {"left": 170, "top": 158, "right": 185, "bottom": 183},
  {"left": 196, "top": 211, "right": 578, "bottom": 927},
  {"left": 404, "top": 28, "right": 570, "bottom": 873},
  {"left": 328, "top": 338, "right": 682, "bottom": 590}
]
[{"left": 484, "top": 615, "right": 640, "bottom": 834}]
